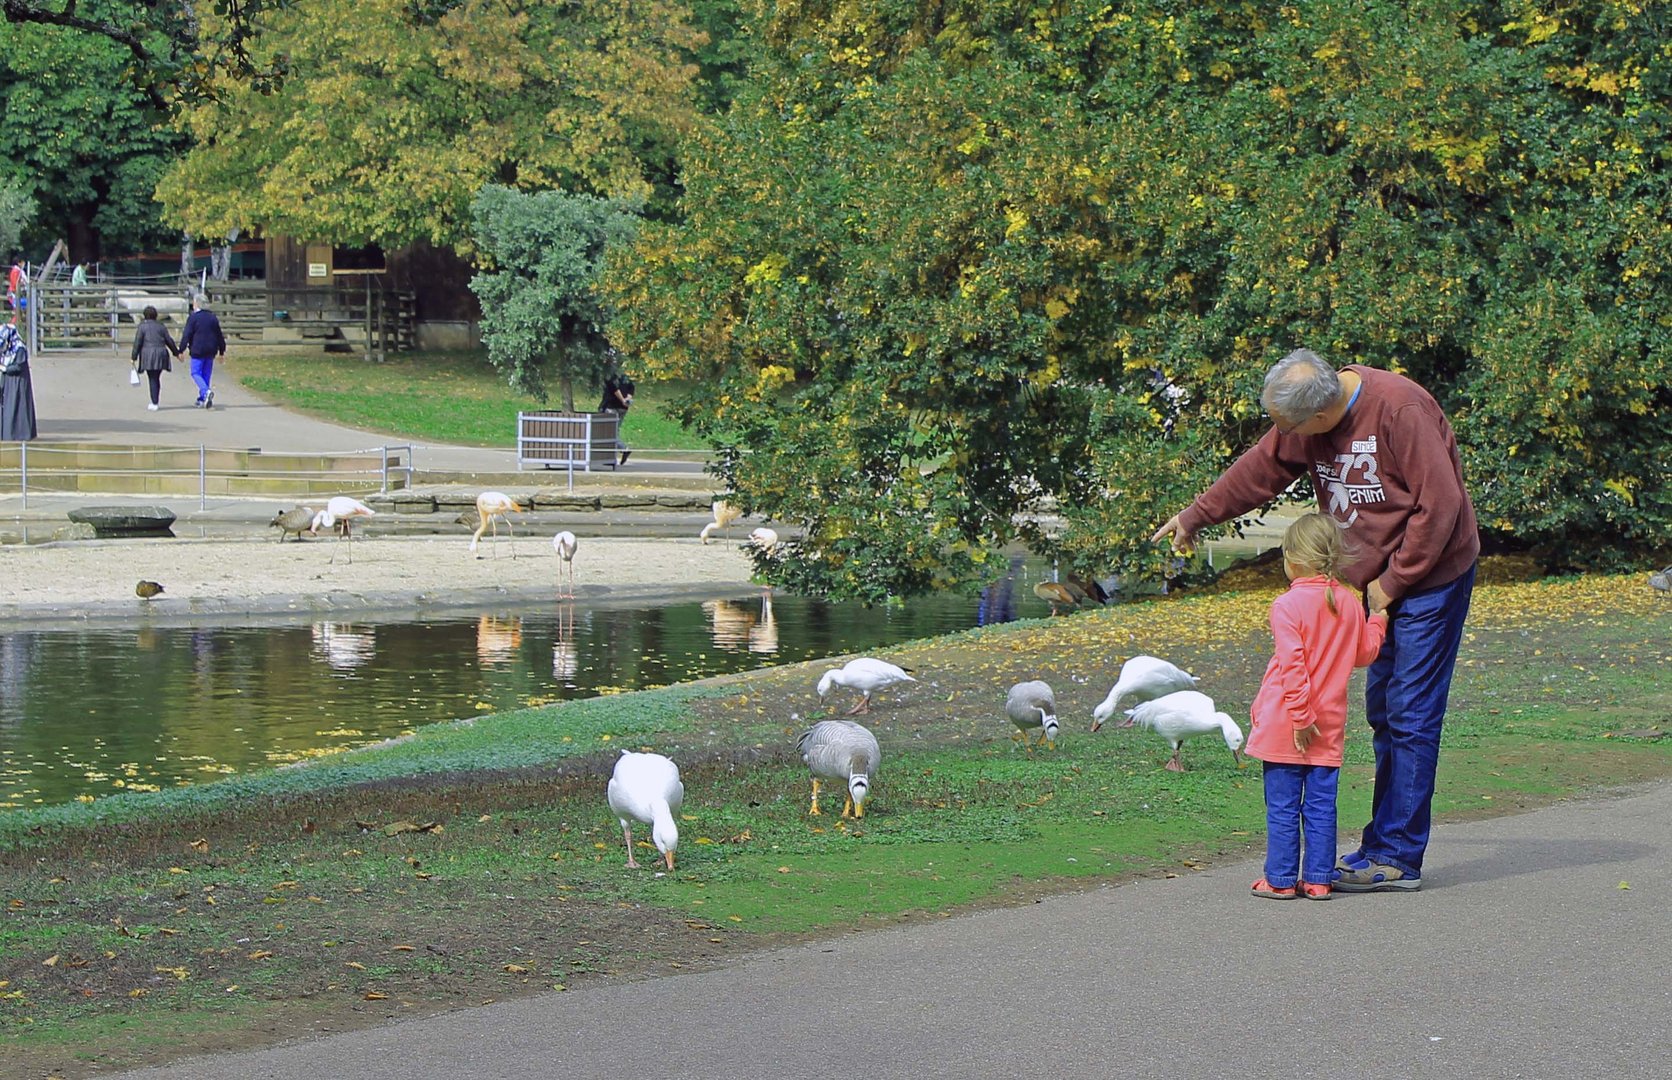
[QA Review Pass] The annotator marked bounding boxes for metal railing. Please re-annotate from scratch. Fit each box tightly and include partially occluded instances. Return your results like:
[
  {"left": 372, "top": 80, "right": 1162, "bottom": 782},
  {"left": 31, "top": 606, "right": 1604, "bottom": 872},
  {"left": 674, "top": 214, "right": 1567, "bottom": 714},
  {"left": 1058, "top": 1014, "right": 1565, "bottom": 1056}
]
[{"left": 0, "top": 443, "right": 415, "bottom": 510}]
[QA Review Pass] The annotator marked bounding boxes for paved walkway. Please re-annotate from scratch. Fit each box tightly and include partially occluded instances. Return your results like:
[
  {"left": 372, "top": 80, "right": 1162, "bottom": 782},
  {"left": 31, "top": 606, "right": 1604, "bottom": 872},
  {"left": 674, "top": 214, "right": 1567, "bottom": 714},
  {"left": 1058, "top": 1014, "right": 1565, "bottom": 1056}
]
[{"left": 111, "top": 780, "right": 1672, "bottom": 1079}]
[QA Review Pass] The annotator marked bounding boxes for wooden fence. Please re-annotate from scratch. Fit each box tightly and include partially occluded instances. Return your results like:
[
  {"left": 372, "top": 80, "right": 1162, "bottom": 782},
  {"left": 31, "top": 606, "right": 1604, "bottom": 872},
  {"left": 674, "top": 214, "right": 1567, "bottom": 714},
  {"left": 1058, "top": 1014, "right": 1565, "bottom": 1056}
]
[{"left": 25, "top": 280, "right": 416, "bottom": 355}]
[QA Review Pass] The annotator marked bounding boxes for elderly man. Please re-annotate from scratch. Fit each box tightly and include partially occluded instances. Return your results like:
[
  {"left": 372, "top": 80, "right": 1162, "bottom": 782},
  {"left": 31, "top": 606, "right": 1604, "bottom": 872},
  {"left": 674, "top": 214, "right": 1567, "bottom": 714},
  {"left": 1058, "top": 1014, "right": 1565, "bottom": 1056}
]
[
  {"left": 179, "top": 292, "right": 227, "bottom": 409},
  {"left": 1153, "top": 349, "right": 1478, "bottom": 891}
]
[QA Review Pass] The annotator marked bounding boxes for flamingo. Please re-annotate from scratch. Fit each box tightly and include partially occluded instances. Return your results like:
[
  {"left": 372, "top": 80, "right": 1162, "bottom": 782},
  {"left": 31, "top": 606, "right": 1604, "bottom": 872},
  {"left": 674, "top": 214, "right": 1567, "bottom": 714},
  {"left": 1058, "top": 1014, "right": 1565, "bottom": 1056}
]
[
  {"left": 816, "top": 657, "right": 915, "bottom": 715},
  {"left": 746, "top": 527, "right": 780, "bottom": 553},
  {"left": 606, "top": 752, "right": 684, "bottom": 870},
  {"left": 309, "top": 497, "right": 376, "bottom": 564},
  {"left": 1125, "top": 690, "right": 1246, "bottom": 772},
  {"left": 699, "top": 500, "right": 743, "bottom": 544},
  {"left": 1091, "top": 655, "right": 1200, "bottom": 731},
  {"left": 552, "top": 530, "right": 578, "bottom": 598},
  {"left": 798, "top": 720, "right": 880, "bottom": 818},
  {"left": 1005, "top": 680, "right": 1059, "bottom": 752},
  {"left": 469, "top": 491, "right": 523, "bottom": 559}
]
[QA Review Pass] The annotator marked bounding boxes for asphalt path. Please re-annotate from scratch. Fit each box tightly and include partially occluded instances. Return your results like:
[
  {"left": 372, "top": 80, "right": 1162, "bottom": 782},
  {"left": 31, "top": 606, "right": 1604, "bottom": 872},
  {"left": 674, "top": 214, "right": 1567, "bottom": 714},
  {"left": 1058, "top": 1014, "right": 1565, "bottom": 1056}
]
[{"left": 112, "top": 780, "right": 1672, "bottom": 1080}]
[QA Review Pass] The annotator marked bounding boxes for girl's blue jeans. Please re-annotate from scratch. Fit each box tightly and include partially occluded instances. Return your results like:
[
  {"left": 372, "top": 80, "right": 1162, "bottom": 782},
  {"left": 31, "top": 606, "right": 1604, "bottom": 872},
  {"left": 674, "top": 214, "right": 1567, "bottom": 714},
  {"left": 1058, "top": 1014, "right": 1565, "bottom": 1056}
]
[
  {"left": 1351, "top": 565, "right": 1475, "bottom": 877},
  {"left": 1263, "top": 761, "right": 1340, "bottom": 887}
]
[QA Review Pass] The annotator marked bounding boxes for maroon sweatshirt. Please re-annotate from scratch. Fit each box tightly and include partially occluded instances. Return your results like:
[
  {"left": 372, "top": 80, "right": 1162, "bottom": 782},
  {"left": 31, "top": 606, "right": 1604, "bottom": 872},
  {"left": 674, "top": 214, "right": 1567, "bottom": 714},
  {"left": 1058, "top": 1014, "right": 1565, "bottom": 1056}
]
[{"left": 1176, "top": 365, "right": 1479, "bottom": 602}]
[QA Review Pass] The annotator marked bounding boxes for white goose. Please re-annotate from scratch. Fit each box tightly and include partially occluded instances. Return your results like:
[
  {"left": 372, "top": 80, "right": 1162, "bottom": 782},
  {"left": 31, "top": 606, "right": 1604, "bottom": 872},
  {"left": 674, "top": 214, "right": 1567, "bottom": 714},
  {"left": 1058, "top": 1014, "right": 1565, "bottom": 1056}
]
[
  {"left": 798, "top": 719, "right": 880, "bottom": 818},
  {"left": 1005, "top": 680, "right": 1059, "bottom": 752},
  {"left": 605, "top": 751, "right": 684, "bottom": 870},
  {"left": 816, "top": 657, "right": 916, "bottom": 715},
  {"left": 1124, "top": 690, "right": 1245, "bottom": 772},
  {"left": 1090, "top": 655, "right": 1199, "bottom": 731}
]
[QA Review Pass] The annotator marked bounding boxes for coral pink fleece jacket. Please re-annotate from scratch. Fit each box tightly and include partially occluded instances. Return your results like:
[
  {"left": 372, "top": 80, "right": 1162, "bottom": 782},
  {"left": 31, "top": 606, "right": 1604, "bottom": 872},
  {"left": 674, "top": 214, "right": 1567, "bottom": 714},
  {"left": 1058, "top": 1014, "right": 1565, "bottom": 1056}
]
[
  {"left": 1175, "top": 366, "right": 1479, "bottom": 603},
  {"left": 1246, "top": 577, "right": 1388, "bottom": 768}
]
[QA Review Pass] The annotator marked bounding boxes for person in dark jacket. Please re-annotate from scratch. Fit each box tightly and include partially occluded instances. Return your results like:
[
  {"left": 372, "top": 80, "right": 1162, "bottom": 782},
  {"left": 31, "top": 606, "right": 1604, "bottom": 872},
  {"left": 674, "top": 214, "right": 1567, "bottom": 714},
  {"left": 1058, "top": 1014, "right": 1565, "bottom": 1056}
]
[
  {"left": 130, "top": 305, "right": 181, "bottom": 411},
  {"left": 599, "top": 372, "right": 635, "bottom": 466},
  {"left": 179, "top": 292, "right": 227, "bottom": 409}
]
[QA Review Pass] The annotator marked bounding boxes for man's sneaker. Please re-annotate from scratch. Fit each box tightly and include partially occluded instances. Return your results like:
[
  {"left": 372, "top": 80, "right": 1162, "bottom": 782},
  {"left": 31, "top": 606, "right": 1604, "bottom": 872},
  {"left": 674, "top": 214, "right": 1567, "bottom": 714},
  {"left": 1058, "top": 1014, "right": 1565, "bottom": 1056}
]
[
  {"left": 1333, "top": 861, "right": 1421, "bottom": 892},
  {"left": 194, "top": 398, "right": 204, "bottom": 408},
  {"left": 618, "top": 450, "right": 631, "bottom": 466},
  {"left": 1335, "top": 851, "right": 1369, "bottom": 873},
  {"left": 205, "top": 389, "right": 214, "bottom": 409},
  {"left": 147, "top": 403, "right": 159, "bottom": 411}
]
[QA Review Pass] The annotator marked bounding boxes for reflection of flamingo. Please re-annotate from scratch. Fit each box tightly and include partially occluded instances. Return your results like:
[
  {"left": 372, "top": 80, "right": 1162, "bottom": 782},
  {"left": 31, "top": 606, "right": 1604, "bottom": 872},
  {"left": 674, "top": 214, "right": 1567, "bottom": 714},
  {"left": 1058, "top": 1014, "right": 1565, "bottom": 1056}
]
[
  {"left": 703, "top": 598, "right": 756, "bottom": 649},
  {"left": 476, "top": 615, "right": 523, "bottom": 666},
  {"left": 748, "top": 591, "right": 778, "bottom": 655},
  {"left": 552, "top": 603, "right": 578, "bottom": 681},
  {"left": 552, "top": 530, "right": 578, "bottom": 598},
  {"left": 469, "top": 491, "right": 523, "bottom": 559},
  {"left": 700, "top": 500, "right": 743, "bottom": 544},
  {"left": 311, "top": 622, "right": 375, "bottom": 672}
]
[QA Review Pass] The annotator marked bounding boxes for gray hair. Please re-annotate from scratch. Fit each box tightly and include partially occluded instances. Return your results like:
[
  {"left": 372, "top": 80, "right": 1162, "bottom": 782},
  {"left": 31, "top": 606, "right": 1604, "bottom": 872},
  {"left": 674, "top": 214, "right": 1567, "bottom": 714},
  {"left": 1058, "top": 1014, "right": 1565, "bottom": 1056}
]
[
  {"left": 1261, "top": 348, "right": 1340, "bottom": 423},
  {"left": 190, "top": 291, "right": 208, "bottom": 309}
]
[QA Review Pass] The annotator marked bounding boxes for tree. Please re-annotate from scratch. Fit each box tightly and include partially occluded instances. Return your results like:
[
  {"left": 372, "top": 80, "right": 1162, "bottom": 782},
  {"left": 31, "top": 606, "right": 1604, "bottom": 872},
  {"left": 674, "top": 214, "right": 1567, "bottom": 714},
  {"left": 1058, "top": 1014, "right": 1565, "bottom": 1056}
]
[
  {"left": 0, "top": 0, "right": 285, "bottom": 109},
  {"left": 156, "top": 0, "right": 704, "bottom": 252},
  {"left": 0, "top": 176, "right": 34, "bottom": 257},
  {"left": 470, "top": 185, "right": 640, "bottom": 408},
  {"left": 0, "top": 11, "right": 186, "bottom": 259},
  {"left": 609, "top": 0, "right": 1672, "bottom": 600}
]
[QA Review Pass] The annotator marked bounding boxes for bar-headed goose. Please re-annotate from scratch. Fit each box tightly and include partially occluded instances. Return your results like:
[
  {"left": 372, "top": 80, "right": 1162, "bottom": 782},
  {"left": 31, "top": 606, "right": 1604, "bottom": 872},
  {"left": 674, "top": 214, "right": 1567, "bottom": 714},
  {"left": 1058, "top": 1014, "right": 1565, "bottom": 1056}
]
[
  {"left": 797, "top": 719, "right": 880, "bottom": 818},
  {"left": 1005, "top": 680, "right": 1059, "bottom": 751}
]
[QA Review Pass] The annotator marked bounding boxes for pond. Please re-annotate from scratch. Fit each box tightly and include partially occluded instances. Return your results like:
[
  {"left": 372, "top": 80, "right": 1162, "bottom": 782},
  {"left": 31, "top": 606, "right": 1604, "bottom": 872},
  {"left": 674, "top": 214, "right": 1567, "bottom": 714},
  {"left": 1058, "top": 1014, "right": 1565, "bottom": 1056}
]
[
  {"left": 0, "top": 574, "right": 1037, "bottom": 811},
  {"left": 0, "top": 537, "right": 1276, "bottom": 811}
]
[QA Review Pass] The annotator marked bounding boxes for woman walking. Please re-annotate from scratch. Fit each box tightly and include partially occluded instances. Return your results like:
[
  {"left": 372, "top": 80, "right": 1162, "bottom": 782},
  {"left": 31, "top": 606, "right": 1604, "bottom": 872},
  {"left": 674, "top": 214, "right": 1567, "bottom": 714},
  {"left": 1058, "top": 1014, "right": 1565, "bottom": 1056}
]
[
  {"left": 130, "top": 305, "right": 180, "bottom": 411},
  {"left": 0, "top": 320, "right": 36, "bottom": 440}
]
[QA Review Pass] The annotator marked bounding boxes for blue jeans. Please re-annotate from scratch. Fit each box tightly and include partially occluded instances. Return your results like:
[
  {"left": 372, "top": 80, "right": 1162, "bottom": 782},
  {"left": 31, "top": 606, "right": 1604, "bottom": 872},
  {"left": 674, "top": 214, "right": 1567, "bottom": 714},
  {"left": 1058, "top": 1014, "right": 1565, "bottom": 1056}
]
[
  {"left": 189, "top": 355, "right": 215, "bottom": 401},
  {"left": 1263, "top": 762, "right": 1340, "bottom": 887},
  {"left": 1350, "top": 565, "right": 1476, "bottom": 876}
]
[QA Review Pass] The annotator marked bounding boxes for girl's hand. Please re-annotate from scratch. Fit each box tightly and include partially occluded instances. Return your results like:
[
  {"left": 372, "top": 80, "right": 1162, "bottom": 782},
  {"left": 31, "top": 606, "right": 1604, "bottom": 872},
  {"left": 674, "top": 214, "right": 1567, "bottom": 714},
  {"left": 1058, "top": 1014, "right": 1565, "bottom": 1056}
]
[{"left": 1293, "top": 723, "right": 1321, "bottom": 753}]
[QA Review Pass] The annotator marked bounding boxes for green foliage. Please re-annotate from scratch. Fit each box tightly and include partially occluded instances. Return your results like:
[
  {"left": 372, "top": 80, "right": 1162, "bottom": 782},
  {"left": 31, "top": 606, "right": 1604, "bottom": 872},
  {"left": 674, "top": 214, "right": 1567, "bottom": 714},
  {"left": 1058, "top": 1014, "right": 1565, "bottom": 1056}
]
[
  {"left": 0, "top": 11, "right": 186, "bottom": 258},
  {"left": 0, "top": 176, "right": 34, "bottom": 257},
  {"left": 157, "top": 0, "right": 704, "bottom": 250},
  {"left": 470, "top": 186, "right": 642, "bottom": 406},
  {"left": 610, "top": 0, "right": 1672, "bottom": 598}
]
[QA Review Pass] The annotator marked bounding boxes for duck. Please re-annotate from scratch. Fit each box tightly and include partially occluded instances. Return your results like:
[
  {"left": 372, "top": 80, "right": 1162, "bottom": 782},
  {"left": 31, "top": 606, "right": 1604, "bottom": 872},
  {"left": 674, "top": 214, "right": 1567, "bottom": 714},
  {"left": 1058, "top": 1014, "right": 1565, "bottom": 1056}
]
[
  {"left": 1090, "top": 655, "right": 1200, "bottom": 731},
  {"left": 1033, "top": 580, "right": 1089, "bottom": 616},
  {"left": 135, "top": 580, "right": 165, "bottom": 600},
  {"left": 269, "top": 505, "right": 318, "bottom": 542},
  {"left": 552, "top": 531, "right": 578, "bottom": 598},
  {"left": 699, "top": 500, "right": 743, "bottom": 544},
  {"left": 605, "top": 751, "right": 684, "bottom": 871},
  {"left": 1124, "top": 690, "right": 1245, "bottom": 772},
  {"left": 816, "top": 657, "right": 916, "bottom": 715},
  {"left": 469, "top": 491, "right": 523, "bottom": 558},
  {"left": 798, "top": 719, "right": 880, "bottom": 818},
  {"left": 1005, "top": 680, "right": 1059, "bottom": 751}
]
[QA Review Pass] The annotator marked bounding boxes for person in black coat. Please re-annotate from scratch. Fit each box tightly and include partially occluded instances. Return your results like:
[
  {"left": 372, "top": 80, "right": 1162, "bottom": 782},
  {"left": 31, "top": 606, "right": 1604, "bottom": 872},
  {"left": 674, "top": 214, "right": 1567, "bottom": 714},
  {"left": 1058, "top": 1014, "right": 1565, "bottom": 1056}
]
[
  {"left": 0, "top": 320, "right": 36, "bottom": 440},
  {"left": 131, "top": 305, "right": 181, "bottom": 411},
  {"left": 179, "top": 292, "right": 227, "bottom": 408},
  {"left": 599, "top": 372, "right": 635, "bottom": 466}
]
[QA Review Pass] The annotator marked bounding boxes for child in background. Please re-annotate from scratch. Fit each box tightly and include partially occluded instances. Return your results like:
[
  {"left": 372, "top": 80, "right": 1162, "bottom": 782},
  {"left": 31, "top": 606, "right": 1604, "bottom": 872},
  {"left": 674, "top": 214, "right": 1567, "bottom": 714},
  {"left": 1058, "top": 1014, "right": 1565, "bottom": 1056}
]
[{"left": 1248, "top": 513, "right": 1388, "bottom": 900}]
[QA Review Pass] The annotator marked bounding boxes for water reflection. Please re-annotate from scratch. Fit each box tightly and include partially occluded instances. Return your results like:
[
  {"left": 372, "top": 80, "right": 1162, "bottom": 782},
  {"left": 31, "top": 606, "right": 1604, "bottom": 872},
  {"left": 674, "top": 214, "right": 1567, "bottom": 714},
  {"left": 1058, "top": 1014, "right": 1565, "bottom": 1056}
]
[
  {"left": 312, "top": 622, "right": 376, "bottom": 673},
  {"left": 703, "top": 593, "right": 780, "bottom": 654},
  {"left": 476, "top": 615, "right": 523, "bottom": 667}
]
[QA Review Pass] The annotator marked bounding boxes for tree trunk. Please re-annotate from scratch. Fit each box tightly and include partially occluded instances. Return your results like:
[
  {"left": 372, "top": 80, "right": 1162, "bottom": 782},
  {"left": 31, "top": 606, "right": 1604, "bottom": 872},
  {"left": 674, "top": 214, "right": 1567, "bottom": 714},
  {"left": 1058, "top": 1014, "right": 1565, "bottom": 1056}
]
[
  {"left": 210, "top": 228, "right": 240, "bottom": 281},
  {"left": 560, "top": 377, "right": 575, "bottom": 412}
]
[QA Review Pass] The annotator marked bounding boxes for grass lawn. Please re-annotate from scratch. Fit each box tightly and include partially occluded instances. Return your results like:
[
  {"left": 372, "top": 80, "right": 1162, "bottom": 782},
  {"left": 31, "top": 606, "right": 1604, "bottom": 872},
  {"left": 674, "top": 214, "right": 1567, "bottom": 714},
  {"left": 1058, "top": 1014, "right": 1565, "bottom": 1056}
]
[
  {"left": 3, "top": 562, "right": 1668, "bottom": 1076},
  {"left": 230, "top": 350, "right": 709, "bottom": 451}
]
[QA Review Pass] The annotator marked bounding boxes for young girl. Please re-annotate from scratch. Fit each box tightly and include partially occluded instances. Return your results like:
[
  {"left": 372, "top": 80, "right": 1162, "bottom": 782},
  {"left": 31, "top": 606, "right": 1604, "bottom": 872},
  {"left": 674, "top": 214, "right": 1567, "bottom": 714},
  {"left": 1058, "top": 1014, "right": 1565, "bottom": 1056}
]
[{"left": 1248, "top": 513, "right": 1388, "bottom": 900}]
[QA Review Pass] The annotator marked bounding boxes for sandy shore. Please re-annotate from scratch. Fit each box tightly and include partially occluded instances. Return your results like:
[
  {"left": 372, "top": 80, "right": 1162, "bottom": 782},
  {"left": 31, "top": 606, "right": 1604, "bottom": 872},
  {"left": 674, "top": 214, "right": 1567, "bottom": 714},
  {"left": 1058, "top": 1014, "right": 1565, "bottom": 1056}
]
[{"left": 3, "top": 534, "right": 761, "bottom": 624}]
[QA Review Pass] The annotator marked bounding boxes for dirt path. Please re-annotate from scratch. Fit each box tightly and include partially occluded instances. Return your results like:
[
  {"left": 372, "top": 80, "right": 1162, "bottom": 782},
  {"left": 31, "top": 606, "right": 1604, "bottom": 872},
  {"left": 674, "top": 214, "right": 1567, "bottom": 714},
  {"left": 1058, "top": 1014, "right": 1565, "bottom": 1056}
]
[{"left": 5, "top": 534, "right": 760, "bottom": 623}]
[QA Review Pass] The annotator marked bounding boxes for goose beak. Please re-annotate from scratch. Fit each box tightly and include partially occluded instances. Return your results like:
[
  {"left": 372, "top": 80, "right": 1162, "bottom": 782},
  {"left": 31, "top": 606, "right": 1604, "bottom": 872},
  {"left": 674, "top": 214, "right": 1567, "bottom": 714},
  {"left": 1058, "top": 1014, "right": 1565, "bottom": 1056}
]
[
  {"left": 1090, "top": 718, "right": 1103, "bottom": 733},
  {"left": 1233, "top": 749, "right": 1247, "bottom": 769},
  {"left": 664, "top": 850, "right": 676, "bottom": 871}
]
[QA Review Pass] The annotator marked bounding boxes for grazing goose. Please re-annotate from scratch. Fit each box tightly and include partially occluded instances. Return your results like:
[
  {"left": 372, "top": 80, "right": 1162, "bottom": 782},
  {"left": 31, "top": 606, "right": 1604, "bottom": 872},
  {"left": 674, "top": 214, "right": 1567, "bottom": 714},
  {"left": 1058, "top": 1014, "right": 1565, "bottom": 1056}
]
[
  {"left": 269, "top": 505, "right": 318, "bottom": 542},
  {"left": 1005, "top": 680, "right": 1059, "bottom": 751},
  {"left": 606, "top": 751, "right": 684, "bottom": 870},
  {"left": 699, "top": 500, "right": 743, "bottom": 544},
  {"left": 798, "top": 720, "right": 881, "bottom": 818},
  {"left": 1651, "top": 566, "right": 1671, "bottom": 596},
  {"left": 552, "top": 531, "right": 578, "bottom": 598},
  {"left": 816, "top": 657, "right": 916, "bottom": 715},
  {"left": 1125, "top": 690, "right": 1245, "bottom": 772},
  {"left": 1091, "top": 655, "right": 1199, "bottom": 731},
  {"left": 469, "top": 491, "right": 523, "bottom": 558}
]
